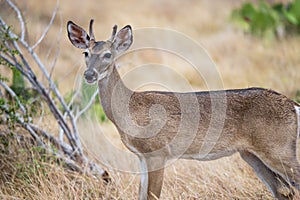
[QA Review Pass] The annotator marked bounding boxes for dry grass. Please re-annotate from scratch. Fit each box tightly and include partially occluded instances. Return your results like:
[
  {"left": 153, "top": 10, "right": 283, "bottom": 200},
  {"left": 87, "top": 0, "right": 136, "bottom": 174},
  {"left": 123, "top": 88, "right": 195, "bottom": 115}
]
[
  {"left": 1, "top": 0, "right": 300, "bottom": 199},
  {"left": 0, "top": 125, "right": 273, "bottom": 200}
]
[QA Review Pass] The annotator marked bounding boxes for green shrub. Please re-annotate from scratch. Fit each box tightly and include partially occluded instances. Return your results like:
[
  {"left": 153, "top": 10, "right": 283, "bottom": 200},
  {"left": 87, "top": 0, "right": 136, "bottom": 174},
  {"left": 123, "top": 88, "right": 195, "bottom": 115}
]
[
  {"left": 64, "top": 80, "right": 107, "bottom": 123},
  {"left": 231, "top": 0, "right": 300, "bottom": 38},
  {"left": 81, "top": 81, "right": 107, "bottom": 122},
  {"left": 0, "top": 25, "right": 41, "bottom": 116}
]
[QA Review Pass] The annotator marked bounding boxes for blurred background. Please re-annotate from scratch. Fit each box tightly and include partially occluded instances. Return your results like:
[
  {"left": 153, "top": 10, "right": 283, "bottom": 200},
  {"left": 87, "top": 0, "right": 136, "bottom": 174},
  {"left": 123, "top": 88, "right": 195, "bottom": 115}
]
[
  {"left": 1, "top": 0, "right": 300, "bottom": 199},
  {"left": 2, "top": 0, "right": 299, "bottom": 95}
]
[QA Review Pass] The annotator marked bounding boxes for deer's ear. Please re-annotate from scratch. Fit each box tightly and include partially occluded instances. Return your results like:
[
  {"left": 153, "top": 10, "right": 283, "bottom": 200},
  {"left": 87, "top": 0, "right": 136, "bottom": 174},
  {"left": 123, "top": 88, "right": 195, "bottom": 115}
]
[
  {"left": 113, "top": 25, "right": 133, "bottom": 54},
  {"left": 67, "top": 21, "right": 90, "bottom": 49}
]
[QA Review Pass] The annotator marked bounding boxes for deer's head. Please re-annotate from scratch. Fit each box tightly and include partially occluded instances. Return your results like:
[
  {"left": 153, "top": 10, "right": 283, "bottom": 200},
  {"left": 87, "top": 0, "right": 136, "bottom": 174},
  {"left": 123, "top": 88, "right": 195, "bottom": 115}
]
[{"left": 67, "top": 20, "right": 133, "bottom": 84}]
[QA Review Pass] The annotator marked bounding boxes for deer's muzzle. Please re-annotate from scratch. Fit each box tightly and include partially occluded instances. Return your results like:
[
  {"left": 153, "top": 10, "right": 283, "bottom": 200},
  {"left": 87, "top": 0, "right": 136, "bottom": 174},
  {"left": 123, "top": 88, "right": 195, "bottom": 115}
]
[{"left": 84, "top": 70, "right": 98, "bottom": 84}]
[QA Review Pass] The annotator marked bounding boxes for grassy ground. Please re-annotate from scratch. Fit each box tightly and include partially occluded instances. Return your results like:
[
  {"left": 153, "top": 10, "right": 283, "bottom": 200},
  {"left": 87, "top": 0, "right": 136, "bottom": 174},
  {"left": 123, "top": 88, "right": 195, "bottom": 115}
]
[
  {"left": 1, "top": 0, "right": 300, "bottom": 199},
  {"left": 0, "top": 125, "right": 274, "bottom": 200}
]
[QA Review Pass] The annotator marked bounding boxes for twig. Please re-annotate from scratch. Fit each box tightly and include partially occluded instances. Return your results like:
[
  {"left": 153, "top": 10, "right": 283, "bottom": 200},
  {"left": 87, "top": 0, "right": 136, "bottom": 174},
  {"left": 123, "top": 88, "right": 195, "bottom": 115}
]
[
  {"left": 22, "top": 41, "right": 82, "bottom": 154},
  {"left": 59, "top": 75, "right": 82, "bottom": 142},
  {"left": 29, "top": 124, "right": 73, "bottom": 155},
  {"left": 47, "top": 14, "right": 62, "bottom": 92},
  {"left": 5, "top": 0, "right": 26, "bottom": 41},
  {"left": 0, "top": 16, "right": 78, "bottom": 152},
  {"left": 75, "top": 88, "right": 99, "bottom": 122},
  {"left": 0, "top": 0, "right": 109, "bottom": 179},
  {"left": 1, "top": 5, "right": 80, "bottom": 154},
  {"left": 31, "top": 0, "right": 59, "bottom": 50},
  {"left": 48, "top": 14, "right": 62, "bottom": 82}
]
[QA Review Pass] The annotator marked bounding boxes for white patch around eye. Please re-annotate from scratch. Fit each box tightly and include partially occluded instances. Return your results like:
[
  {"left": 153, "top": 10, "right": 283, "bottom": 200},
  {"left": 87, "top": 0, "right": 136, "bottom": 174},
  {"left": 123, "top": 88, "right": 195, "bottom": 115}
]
[
  {"left": 102, "top": 50, "right": 112, "bottom": 60},
  {"left": 83, "top": 50, "right": 90, "bottom": 65}
]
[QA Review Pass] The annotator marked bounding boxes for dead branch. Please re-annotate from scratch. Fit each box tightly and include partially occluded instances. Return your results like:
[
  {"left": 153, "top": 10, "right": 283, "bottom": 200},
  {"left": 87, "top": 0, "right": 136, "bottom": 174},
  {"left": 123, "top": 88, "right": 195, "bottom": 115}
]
[
  {"left": 31, "top": 0, "right": 59, "bottom": 50},
  {"left": 0, "top": 0, "right": 108, "bottom": 178}
]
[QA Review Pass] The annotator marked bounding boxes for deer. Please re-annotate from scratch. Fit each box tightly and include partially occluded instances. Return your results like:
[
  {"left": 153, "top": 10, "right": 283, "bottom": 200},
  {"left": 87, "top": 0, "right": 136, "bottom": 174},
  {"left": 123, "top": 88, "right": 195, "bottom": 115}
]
[{"left": 67, "top": 19, "right": 300, "bottom": 200}]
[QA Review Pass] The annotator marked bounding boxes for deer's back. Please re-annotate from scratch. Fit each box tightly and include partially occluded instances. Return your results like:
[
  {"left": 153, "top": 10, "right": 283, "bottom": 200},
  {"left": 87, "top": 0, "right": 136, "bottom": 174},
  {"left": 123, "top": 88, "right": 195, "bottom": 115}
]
[{"left": 122, "top": 87, "right": 298, "bottom": 156}]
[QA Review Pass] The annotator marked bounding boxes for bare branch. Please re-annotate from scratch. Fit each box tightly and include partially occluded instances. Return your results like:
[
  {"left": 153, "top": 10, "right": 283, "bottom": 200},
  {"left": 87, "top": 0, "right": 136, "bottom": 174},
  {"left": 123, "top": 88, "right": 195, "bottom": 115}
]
[
  {"left": 60, "top": 78, "right": 80, "bottom": 142},
  {"left": 0, "top": 16, "right": 78, "bottom": 152},
  {"left": 48, "top": 13, "right": 63, "bottom": 85},
  {"left": 0, "top": 1, "right": 109, "bottom": 179},
  {"left": 21, "top": 40, "right": 82, "bottom": 154},
  {"left": 0, "top": 54, "right": 14, "bottom": 67},
  {"left": 31, "top": 0, "right": 59, "bottom": 50},
  {"left": 5, "top": 0, "right": 26, "bottom": 41},
  {"left": 29, "top": 124, "right": 73, "bottom": 155},
  {"left": 1, "top": 4, "right": 78, "bottom": 150},
  {"left": 75, "top": 88, "right": 99, "bottom": 122}
]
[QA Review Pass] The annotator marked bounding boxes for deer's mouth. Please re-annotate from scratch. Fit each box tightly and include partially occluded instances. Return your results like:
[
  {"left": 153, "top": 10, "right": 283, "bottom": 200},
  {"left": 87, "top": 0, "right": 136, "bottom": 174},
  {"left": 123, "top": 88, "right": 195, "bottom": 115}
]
[
  {"left": 84, "top": 69, "right": 98, "bottom": 85},
  {"left": 86, "top": 78, "right": 97, "bottom": 85},
  {"left": 85, "top": 76, "right": 98, "bottom": 85}
]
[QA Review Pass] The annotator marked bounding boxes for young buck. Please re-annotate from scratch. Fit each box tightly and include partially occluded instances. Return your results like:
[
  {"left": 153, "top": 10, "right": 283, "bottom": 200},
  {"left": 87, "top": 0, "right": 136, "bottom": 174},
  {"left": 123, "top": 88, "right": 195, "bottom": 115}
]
[{"left": 67, "top": 19, "right": 300, "bottom": 200}]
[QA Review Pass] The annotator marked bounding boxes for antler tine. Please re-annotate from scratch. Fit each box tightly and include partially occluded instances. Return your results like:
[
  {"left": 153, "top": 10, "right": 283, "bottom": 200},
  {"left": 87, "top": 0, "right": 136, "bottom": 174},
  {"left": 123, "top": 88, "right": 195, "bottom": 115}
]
[
  {"left": 109, "top": 25, "right": 118, "bottom": 42},
  {"left": 89, "top": 19, "right": 95, "bottom": 41}
]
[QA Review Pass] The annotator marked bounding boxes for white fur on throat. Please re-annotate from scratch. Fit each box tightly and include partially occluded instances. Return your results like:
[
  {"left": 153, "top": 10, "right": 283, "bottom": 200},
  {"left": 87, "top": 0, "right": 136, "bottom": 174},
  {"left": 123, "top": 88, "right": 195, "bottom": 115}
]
[{"left": 295, "top": 106, "right": 300, "bottom": 137}]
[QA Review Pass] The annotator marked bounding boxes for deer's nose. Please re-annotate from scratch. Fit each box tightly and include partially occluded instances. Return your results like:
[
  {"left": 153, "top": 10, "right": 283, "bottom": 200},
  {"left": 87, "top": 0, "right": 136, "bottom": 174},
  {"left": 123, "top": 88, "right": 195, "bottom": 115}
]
[{"left": 84, "top": 70, "right": 96, "bottom": 79}]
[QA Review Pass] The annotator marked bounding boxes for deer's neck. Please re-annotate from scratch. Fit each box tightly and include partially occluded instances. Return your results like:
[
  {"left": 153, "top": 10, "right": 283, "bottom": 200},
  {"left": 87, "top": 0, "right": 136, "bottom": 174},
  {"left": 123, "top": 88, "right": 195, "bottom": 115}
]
[{"left": 97, "top": 64, "right": 132, "bottom": 122}]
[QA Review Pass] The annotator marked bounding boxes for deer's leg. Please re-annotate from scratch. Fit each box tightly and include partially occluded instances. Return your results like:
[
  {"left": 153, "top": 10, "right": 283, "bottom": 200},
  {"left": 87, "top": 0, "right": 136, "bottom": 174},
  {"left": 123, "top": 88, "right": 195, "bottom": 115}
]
[
  {"left": 138, "top": 156, "right": 165, "bottom": 200},
  {"left": 147, "top": 165, "right": 165, "bottom": 199},
  {"left": 253, "top": 146, "right": 300, "bottom": 192},
  {"left": 265, "top": 157, "right": 300, "bottom": 192},
  {"left": 240, "top": 151, "right": 294, "bottom": 200}
]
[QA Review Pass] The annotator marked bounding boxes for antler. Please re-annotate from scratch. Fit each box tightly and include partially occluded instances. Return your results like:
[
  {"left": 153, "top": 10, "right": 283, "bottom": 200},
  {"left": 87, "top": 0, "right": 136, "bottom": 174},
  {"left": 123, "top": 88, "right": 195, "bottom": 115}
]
[
  {"left": 108, "top": 25, "right": 118, "bottom": 42},
  {"left": 89, "top": 19, "right": 95, "bottom": 42}
]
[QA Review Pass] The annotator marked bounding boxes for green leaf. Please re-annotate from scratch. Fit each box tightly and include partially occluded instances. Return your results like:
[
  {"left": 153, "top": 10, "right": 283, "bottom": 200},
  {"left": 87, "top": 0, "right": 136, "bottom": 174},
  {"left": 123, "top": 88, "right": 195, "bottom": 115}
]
[
  {"left": 272, "top": 3, "right": 284, "bottom": 13},
  {"left": 290, "top": 0, "right": 300, "bottom": 21},
  {"left": 90, "top": 103, "right": 107, "bottom": 122},
  {"left": 11, "top": 67, "right": 25, "bottom": 97},
  {"left": 80, "top": 80, "right": 107, "bottom": 122},
  {"left": 240, "top": 3, "right": 257, "bottom": 20},
  {"left": 284, "top": 11, "right": 298, "bottom": 25}
]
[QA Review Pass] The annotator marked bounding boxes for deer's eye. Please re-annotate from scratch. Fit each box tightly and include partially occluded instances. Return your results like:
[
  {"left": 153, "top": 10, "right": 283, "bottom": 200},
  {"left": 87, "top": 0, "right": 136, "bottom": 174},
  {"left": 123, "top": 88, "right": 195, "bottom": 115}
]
[
  {"left": 104, "top": 52, "right": 111, "bottom": 59},
  {"left": 83, "top": 52, "right": 89, "bottom": 57}
]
